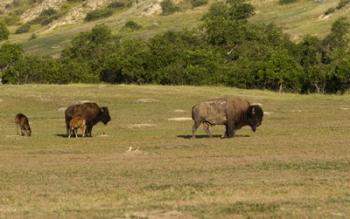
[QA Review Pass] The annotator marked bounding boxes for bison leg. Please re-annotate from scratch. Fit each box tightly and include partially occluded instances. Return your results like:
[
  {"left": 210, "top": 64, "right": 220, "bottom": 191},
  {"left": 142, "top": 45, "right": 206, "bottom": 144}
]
[
  {"left": 82, "top": 126, "right": 86, "bottom": 137},
  {"left": 75, "top": 129, "right": 78, "bottom": 138},
  {"left": 224, "top": 121, "right": 235, "bottom": 138},
  {"left": 192, "top": 121, "right": 200, "bottom": 138},
  {"left": 203, "top": 122, "right": 212, "bottom": 138},
  {"left": 66, "top": 122, "right": 71, "bottom": 137},
  {"left": 68, "top": 128, "right": 71, "bottom": 138},
  {"left": 20, "top": 128, "right": 25, "bottom": 136},
  {"left": 16, "top": 124, "right": 20, "bottom": 135},
  {"left": 85, "top": 125, "right": 92, "bottom": 137}
]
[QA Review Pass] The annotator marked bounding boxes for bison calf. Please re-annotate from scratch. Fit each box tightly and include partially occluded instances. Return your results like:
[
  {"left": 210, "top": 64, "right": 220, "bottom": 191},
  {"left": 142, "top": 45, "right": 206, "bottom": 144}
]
[
  {"left": 15, "top": 113, "right": 31, "bottom": 137},
  {"left": 192, "top": 96, "right": 264, "bottom": 138},
  {"left": 69, "top": 116, "right": 86, "bottom": 138}
]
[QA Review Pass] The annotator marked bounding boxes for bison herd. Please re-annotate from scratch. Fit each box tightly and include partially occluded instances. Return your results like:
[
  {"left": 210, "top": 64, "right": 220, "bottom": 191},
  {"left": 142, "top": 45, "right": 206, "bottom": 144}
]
[{"left": 14, "top": 96, "right": 264, "bottom": 139}]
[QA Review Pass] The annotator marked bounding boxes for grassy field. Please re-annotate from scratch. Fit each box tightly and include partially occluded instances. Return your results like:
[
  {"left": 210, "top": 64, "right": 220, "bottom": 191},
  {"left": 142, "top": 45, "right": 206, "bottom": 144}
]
[{"left": 0, "top": 84, "right": 350, "bottom": 218}]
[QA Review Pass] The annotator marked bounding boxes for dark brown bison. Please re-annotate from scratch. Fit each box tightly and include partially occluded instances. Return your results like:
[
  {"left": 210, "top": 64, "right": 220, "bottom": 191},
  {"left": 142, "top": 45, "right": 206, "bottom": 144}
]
[
  {"left": 69, "top": 116, "right": 86, "bottom": 138},
  {"left": 15, "top": 113, "right": 31, "bottom": 137},
  {"left": 191, "top": 96, "right": 263, "bottom": 138},
  {"left": 65, "top": 102, "right": 111, "bottom": 137}
]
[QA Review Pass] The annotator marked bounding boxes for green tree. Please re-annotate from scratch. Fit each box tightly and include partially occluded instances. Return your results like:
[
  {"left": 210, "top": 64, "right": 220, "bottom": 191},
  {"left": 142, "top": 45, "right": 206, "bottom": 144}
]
[
  {"left": 101, "top": 39, "right": 152, "bottom": 83},
  {"left": 322, "top": 17, "right": 350, "bottom": 63},
  {"left": 61, "top": 25, "right": 119, "bottom": 72},
  {"left": 258, "top": 50, "right": 303, "bottom": 92},
  {"left": 297, "top": 35, "right": 326, "bottom": 93}
]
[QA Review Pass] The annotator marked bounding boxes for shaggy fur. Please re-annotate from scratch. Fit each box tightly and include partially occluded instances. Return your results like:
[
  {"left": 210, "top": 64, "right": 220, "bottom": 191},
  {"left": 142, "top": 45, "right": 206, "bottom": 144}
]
[
  {"left": 69, "top": 116, "right": 86, "bottom": 138},
  {"left": 65, "top": 102, "right": 111, "bottom": 137},
  {"left": 192, "top": 96, "right": 263, "bottom": 138},
  {"left": 15, "top": 113, "right": 31, "bottom": 137}
]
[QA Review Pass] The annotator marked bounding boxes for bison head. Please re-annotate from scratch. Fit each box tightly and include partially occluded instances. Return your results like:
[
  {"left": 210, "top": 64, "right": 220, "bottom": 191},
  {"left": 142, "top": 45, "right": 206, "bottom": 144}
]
[
  {"left": 247, "top": 105, "right": 264, "bottom": 132},
  {"left": 99, "top": 107, "right": 111, "bottom": 125}
]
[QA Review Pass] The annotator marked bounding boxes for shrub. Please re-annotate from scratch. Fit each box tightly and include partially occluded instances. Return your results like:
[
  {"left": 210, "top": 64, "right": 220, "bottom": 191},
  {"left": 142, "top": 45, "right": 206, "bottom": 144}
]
[
  {"left": 31, "top": 8, "right": 59, "bottom": 25},
  {"left": 190, "top": 0, "right": 208, "bottom": 8},
  {"left": 161, "top": 0, "right": 180, "bottom": 15},
  {"left": 85, "top": 8, "right": 114, "bottom": 21},
  {"left": 15, "top": 23, "right": 31, "bottom": 34},
  {"left": 1, "top": 15, "right": 21, "bottom": 25},
  {"left": 336, "top": 0, "right": 350, "bottom": 10},
  {"left": 108, "top": 0, "right": 133, "bottom": 9},
  {"left": 3, "top": 56, "right": 99, "bottom": 84},
  {"left": 324, "top": 7, "right": 335, "bottom": 16},
  {"left": 108, "top": 1, "right": 125, "bottom": 8},
  {"left": 0, "top": 23, "right": 9, "bottom": 41},
  {"left": 123, "top": 21, "right": 142, "bottom": 31},
  {"left": 30, "top": 33, "right": 37, "bottom": 40},
  {"left": 279, "top": 0, "right": 297, "bottom": 4},
  {"left": 0, "top": 43, "right": 23, "bottom": 69}
]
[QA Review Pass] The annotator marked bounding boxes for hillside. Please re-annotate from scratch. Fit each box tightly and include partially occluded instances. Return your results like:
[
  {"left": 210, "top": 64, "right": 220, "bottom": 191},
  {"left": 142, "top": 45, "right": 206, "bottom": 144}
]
[{"left": 0, "top": 0, "right": 350, "bottom": 56}]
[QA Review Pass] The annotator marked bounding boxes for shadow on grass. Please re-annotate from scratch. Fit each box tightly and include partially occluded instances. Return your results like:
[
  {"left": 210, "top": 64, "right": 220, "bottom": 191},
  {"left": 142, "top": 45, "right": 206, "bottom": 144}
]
[
  {"left": 55, "top": 134, "right": 68, "bottom": 138},
  {"left": 55, "top": 134, "right": 91, "bottom": 138},
  {"left": 177, "top": 134, "right": 251, "bottom": 139}
]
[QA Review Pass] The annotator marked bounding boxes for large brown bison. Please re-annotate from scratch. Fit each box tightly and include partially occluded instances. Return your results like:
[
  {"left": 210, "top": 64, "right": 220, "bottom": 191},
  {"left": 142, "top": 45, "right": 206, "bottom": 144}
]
[
  {"left": 191, "top": 96, "right": 263, "bottom": 138},
  {"left": 65, "top": 102, "right": 111, "bottom": 137},
  {"left": 15, "top": 113, "right": 31, "bottom": 137}
]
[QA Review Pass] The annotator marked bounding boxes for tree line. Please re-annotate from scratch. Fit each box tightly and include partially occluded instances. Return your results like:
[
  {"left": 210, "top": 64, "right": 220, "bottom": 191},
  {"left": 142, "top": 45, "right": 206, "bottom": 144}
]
[{"left": 1, "top": 0, "right": 350, "bottom": 93}]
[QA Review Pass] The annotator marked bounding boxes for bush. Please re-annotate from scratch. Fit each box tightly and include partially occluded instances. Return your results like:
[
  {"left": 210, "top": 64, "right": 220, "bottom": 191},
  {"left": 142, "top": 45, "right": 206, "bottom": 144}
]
[
  {"left": 324, "top": 7, "right": 335, "bottom": 16},
  {"left": 30, "top": 33, "right": 37, "bottom": 40},
  {"left": 279, "top": 0, "right": 297, "bottom": 4},
  {"left": 336, "top": 0, "right": 350, "bottom": 10},
  {"left": 1, "top": 15, "right": 21, "bottom": 25},
  {"left": 161, "top": 0, "right": 180, "bottom": 15},
  {"left": 108, "top": 1, "right": 125, "bottom": 8},
  {"left": 3, "top": 56, "right": 99, "bottom": 84},
  {"left": 85, "top": 8, "right": 114, "bottom": 21},
  {"left": 123, "top": 21, "right": 142, "bottom": 31},
  {"left": 31, "top": 8, "right": 59, "bottom": 25},
  {"left": 0, "top": 23, "right": 9, "bottom": 41},
  {"left": 15, "top": 23, "right": 31, "bottom": 34},
  {"left": 108, "top": 0, "right": 133, "bottom": 8},
  {"left": 190, "top": 0, "right": 208, "bottom": 8},
  {"left": 0, "top": 43, "right": 23, "bottom": 69}
]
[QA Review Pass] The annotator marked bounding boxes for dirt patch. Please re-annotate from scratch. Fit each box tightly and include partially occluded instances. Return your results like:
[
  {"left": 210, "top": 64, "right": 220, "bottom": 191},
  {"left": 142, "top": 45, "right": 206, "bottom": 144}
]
[
  {"left": 291, "top": 109, "right": 302, "bottom": 113},
  {"left": 97, "top": 133, "right": 109, "bottom": 137},
  {"left": 174, "top": 109, "right": 186, "bottom": 113},
  {"left": 79, "top": 100, "right": 93, "bottom": 103},
  {"left": 340, "top": 107, "right": 349, "bottom": 110},
  {"left": 264, "top": 111, "right": 272, "bottom": 116},
  {"left": 21, "top": 0, "right": 66, "bottom": 23},
  {"left": 319, "top": 14, "right": 331, "bottom": 21},
  {"left": 168, "top": 117, "right": 192, "bottom": 121},
  {"left": 57, "top": 107, "right": 67, "bottom": 112},
  {"left": 0, "top": 99, "right": 3, "bottom": 103},
  {"left": 128, "top": 123, "right": 156, "bottom": 129},
  {"left": 141, "top": 1, "right": 162, "bottom": 16},
  {"left": 123, "top": 147, "right": 149, "bottom": 156},
  {"left": 136, "top": 98, "right": 159, "bottom": 103},
  {"left": 5, "top": 135, "right": 21, "bottom": 138},
  {"left": 125, "top": 210, "right": 193, "bottom": 219}
]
